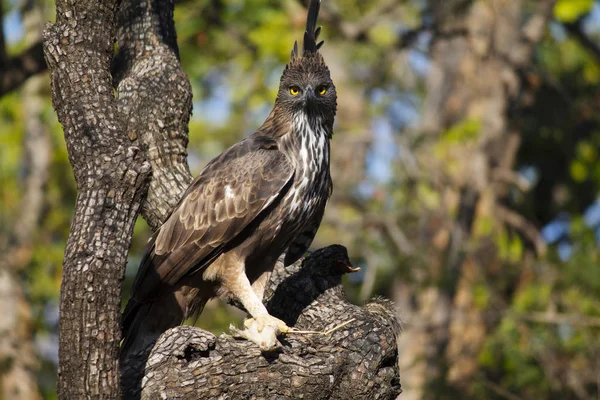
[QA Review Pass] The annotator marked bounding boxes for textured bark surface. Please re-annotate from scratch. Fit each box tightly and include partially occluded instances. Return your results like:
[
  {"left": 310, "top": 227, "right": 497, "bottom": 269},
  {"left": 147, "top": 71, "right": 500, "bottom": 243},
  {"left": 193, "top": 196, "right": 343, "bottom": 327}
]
[
  {"left": 43, "top": 0, "right": 195, "bottom": 395},
  {"left": 132, "top": 245, "right": 401, "bottom": 400},
  {"left": 114, "top": 0, "right": 193, "bottom": 230},
  {"left": 43, "top": 1, "right": 151, "bottom": 398}
]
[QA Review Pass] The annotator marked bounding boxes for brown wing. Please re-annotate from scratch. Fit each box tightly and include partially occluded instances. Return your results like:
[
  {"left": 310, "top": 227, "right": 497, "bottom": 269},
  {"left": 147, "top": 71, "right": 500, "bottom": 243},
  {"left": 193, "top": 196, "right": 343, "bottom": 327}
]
[{"left": 132, "top": 136, "right": 294, "bottom": 302}]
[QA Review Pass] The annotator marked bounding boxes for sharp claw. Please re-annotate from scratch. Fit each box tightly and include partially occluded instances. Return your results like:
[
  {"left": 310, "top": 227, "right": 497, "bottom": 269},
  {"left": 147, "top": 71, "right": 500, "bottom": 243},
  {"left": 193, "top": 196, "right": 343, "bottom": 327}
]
[
  {"left": 247, "top": 315, "right": 289, "bottom": 334},
  {"left": 236, "top": 317, "right": 283, "bottom": 351},
  {"left": 279, "top": 323, "right": 290, "bottom": 334}
]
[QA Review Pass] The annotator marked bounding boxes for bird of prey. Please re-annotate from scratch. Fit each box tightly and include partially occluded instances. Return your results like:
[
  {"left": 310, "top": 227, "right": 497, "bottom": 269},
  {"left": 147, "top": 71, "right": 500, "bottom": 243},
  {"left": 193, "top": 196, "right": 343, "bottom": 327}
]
[{"left": 121, "top": 0, "right": 336, "bottom": 356}]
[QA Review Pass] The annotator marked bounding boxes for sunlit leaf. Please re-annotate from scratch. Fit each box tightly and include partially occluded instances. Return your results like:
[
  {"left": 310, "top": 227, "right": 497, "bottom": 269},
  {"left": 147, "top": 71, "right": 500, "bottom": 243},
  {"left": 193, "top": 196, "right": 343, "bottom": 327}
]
[{"left": 554, "top": 0, "right": 594, "bottom": 23}]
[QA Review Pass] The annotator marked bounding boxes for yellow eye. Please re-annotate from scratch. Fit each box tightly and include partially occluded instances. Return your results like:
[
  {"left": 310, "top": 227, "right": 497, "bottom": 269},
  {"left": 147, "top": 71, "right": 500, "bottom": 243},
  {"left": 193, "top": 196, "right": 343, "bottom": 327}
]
[
  {"left": 290, "top": 86, "right": 300, "bottom": 96},
  {"left": 317, "top": 86, "right": 327, "bottom": 96}
]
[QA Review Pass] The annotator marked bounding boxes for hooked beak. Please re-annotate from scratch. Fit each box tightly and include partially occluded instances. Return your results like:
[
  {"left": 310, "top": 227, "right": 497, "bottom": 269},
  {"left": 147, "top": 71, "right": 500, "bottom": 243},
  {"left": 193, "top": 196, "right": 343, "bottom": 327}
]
[{"left": 304, "top": 85, "right": 317, "bottom": 107}]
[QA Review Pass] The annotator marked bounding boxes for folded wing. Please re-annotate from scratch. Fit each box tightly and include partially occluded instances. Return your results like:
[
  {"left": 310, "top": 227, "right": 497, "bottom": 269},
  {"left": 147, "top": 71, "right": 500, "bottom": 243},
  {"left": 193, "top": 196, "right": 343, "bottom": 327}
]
[{"left": 131, "top": 136, "right": 294, "bottom": 303}]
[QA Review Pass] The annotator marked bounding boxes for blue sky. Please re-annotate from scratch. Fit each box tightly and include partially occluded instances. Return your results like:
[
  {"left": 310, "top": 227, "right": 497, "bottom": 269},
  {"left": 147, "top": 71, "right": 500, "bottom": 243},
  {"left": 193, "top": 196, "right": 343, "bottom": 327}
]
[{"left": 3, "top": 3, "right": 22, "bottom": 44}]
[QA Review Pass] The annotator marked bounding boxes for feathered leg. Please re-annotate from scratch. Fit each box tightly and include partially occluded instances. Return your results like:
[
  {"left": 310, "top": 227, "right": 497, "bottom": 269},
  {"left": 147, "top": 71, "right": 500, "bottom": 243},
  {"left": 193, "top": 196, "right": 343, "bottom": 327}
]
[{"left": 220, "top": 261, "right": 287, "bottom": 350}]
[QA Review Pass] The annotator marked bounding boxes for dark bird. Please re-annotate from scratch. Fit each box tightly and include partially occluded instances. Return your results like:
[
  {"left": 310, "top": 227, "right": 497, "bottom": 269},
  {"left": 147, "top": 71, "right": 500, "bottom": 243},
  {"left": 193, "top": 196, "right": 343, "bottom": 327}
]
[{"left": 121, "top": 0, "right": 336, "bottom": 357}]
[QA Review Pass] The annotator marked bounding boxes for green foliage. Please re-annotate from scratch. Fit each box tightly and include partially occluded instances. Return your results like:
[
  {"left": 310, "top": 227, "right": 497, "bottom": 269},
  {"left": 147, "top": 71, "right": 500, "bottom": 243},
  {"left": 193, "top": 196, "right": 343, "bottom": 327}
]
[
  {"left": 558, "top": 219, "right": 600, "bottom": 294},
  {"left": 513, "top": 283, "right": 552, "bottom": 313},
  {"left": 496, "top": 229, "right": 524, "bottom": 264},
  {"left": 472, "top": 283, "right": 491, "bottom": 310},
  {"left": 477, "top": 316, "right": 552, "bottom": 398},
  {"left": 368, "top": 22, "right": 397, "bottom": 47},
  {"left": 444, "top": 118, "right": 482, "bottom": 144},
  {"left": 554, "top": 0, "right": 594, "bottom": 23}
]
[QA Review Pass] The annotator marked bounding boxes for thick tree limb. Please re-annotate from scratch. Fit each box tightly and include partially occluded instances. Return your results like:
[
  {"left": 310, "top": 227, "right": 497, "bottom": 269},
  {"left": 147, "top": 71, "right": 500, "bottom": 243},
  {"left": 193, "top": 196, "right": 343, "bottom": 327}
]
[
  {"left": 43, "top": 1, "right": 151, "bottom": 397},
  {"left": 126, "top": 245, "right": 402, "bottom": 399},
  {"left": 114, "top": 0, "right": 194, "bottom": 230}
]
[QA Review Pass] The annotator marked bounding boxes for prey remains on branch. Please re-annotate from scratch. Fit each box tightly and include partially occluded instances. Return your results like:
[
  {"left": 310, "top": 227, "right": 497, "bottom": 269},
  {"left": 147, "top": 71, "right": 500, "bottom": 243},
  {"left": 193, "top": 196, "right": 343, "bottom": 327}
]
[{"left": 121, "top": 0, "right": 337, "bottom": 359}]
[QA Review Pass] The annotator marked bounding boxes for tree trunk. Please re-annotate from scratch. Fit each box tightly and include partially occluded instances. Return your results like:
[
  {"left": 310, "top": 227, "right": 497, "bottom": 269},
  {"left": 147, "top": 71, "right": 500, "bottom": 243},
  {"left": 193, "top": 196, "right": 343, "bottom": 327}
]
[
  {"left": 43, "top": 0, "right": 150, "bottom": 397},
  {"left": 133, "top": 246, "right": 402, "bottom": 400}
]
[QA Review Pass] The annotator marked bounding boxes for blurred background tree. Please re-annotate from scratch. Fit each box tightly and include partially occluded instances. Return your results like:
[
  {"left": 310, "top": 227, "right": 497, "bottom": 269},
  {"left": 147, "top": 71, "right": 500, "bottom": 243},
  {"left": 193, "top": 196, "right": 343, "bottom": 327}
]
[{"left": 1, "top": 0, "right": 600, "bottom": 398}]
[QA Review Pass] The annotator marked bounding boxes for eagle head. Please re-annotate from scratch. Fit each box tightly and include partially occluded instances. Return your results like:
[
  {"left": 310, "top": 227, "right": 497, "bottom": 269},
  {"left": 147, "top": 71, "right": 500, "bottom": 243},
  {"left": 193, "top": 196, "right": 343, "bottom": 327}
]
[{"left": 275, "top": 0, "right": 337, "bottom": 129}]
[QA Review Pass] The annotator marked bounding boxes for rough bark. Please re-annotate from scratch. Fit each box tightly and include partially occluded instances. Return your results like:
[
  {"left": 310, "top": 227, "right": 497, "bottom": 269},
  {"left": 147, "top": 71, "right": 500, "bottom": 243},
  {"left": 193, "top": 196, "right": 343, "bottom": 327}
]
[
  {"left": 44, "top": 0, "right": 192, "bottom": 396},
  {"left": 113, "top": 0, "right": 194, "bottom": 230},
  {"left": 396, "top": 0, "right": 556, "bottom": 398},
  {"left": 43, "top": 1, "right": 151, "bottom": 397},
  {"left": 130, "top": 245, "right": 401, "bottom": 400}
]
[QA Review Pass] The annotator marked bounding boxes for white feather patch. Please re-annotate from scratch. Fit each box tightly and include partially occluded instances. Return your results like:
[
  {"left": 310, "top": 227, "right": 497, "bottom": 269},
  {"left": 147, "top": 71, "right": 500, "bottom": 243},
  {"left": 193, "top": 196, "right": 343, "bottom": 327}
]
[{"left": 225, "top": 185, "right": 235, "bottom": 200}]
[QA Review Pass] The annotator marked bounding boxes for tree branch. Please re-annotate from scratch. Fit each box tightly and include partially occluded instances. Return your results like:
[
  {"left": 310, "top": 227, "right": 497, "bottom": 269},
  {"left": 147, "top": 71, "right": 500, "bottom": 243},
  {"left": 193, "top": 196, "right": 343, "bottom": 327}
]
[
  {"left": 114, "top": 0, "right": 194, "bottom": 230},
  {"left": 496, "top": 204, "right": 546, "bottom": 256},
  {"left": 127, "top": 245, "right": 402, "bottom": 399}
]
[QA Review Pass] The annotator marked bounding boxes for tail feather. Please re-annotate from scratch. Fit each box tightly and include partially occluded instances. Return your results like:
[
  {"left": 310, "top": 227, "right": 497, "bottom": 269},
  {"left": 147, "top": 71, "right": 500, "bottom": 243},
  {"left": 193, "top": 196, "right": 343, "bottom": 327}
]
[
  {"left": 120, "top": 290, "right": 210, "bottom": 397},
  {"left": 120, "top": 299, "right": 183, "bottom": 398},
  {"left": 120, "top": 299, "right": 145, "bottom": 358},
  {"left": 120, "top": 297, "right": 184, "bottom": 363},
  {"left": 303, "top": 0, "right": 323, "bottom": 54}
]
